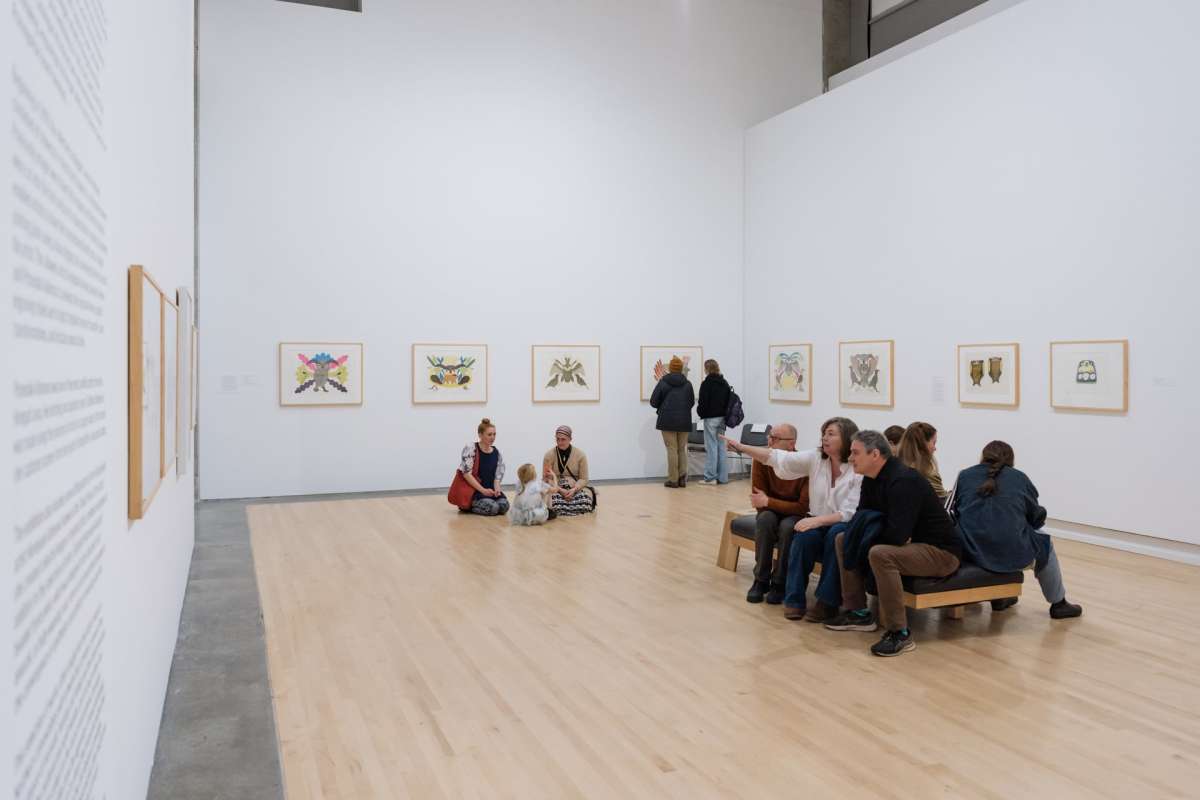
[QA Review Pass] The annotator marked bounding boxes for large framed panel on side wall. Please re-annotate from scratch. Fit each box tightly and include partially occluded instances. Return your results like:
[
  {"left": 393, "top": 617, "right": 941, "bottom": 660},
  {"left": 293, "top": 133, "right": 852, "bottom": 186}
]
[
  {"left": 163, "top": 297, "right": 178, "bottom": 476},
  {"left": 176, "top": 288, "right": 193, "bottom": 474},
  {"left": 128, "top": 265, "right": 165, "bottom": 519}
]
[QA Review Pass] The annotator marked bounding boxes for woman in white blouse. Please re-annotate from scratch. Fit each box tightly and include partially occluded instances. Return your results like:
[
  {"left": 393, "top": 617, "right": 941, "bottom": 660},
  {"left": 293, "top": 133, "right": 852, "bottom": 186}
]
[{"left": 724, "top": 417, "right": 862, "bottom": 622}]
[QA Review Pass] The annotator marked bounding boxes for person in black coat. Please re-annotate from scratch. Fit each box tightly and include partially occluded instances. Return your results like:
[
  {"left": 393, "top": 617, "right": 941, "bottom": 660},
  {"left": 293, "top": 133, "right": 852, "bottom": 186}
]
[
  {"left": 696, "top": 359, "right": 732, "bottom": 485},
  {"left": 951, "top": 440, "right": 1082, "bottom": 619},
  {"left": 650, "top": 356, "right": 695, "bottom": 488}
]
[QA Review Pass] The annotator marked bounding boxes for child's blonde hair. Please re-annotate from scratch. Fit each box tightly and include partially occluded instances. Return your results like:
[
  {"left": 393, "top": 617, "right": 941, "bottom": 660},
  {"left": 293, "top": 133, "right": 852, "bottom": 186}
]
[{"left": 516, "top": 463, "right": 537, "bottom": 485}]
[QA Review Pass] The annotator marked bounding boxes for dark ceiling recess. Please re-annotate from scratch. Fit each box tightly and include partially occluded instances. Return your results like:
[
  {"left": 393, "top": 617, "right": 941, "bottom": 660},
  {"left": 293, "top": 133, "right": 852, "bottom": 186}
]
[{"left": 277, "top": 0, "right": 361, "bottom": 12}]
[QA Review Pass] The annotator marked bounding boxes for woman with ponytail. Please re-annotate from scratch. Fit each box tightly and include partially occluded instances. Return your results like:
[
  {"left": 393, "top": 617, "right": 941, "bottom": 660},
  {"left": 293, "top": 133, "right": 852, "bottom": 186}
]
[
  {"left": 896, "top": 421, "right": 947, "bottom": 498},
  {"left": 950, "top": 441, "right": 1082, "bottom": 619}
]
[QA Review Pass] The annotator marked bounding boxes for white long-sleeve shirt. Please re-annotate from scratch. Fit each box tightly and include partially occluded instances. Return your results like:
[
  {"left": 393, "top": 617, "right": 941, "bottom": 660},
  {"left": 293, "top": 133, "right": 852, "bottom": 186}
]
[{"left": 766, "top": 447, "right": 862, "bottom": 523}]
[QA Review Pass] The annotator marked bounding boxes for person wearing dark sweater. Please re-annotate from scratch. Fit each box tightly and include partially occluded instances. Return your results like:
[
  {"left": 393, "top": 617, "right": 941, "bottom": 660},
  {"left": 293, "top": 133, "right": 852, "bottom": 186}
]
[
  {"left": 745, "top": 424, "right": 810, "bottom": 603},
  {"left": 649, "top": 356, "right": 696, "bottom": 488},
  {"left": 696, "top": 360, "right": 733, "bottom": 485},
  {"left": 825, "top": 430, "right": 963, "bottom": 657},
  {"left": 951, "top": 441, "right": 1082, "bottom": 619}
]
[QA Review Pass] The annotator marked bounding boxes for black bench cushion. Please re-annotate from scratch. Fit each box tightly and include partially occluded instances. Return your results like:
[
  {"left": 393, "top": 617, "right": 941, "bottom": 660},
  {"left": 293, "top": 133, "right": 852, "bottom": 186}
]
[
  {"left": 903, "top": 562, "right": 1024, "bottom": 594},
  {"left": 730, "top": 514, "right": 757, "bottom": 539}
]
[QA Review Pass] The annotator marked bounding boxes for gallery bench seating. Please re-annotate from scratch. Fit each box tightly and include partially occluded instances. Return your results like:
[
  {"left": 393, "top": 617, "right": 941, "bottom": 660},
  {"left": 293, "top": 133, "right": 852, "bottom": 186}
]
[{"left": 717, "top": 511, "right": 1023, "bottom": 619}]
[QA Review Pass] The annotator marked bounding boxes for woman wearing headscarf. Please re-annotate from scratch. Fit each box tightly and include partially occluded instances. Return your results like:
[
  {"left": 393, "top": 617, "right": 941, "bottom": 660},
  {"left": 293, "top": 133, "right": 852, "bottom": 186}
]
[{"left": 543, "top": 425, "right": 596, "bottom": 517}]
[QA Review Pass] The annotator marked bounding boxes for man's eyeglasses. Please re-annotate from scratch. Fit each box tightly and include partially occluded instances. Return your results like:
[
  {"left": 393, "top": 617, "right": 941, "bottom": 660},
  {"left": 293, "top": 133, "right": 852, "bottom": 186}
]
[{"left": 767, "top": 434, "right": 795, "bottom": 441}]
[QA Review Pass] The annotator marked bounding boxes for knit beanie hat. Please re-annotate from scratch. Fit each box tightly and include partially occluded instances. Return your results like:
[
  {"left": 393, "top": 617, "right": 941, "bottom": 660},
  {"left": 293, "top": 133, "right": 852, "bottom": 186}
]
[{"left": 669, "top": 356, "right": 684, "bottom": 373}]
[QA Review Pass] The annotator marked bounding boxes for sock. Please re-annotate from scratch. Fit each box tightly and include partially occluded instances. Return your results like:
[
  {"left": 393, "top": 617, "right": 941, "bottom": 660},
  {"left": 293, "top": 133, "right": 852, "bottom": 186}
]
[{"left": 897, "top": 628, "right": 910, "bottom": 637}]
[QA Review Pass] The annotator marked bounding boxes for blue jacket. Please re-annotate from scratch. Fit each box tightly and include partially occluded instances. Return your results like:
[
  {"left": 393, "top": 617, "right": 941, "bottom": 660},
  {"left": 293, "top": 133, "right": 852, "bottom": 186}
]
[
  {"left": 840, "top": 509, "right": 886, "bottom": 572},
  {"left": 951, "top": 464, "right": 1052, "bottom": 573}
]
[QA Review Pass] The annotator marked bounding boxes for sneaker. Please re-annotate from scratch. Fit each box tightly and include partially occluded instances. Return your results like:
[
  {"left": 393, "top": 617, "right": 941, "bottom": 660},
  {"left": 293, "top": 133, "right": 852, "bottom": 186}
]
[
  {"left": 1050, "top": 599, "right": 1083, "bottom": 619},
  {"left": 803, "top": 601, "right": 838, "bottom": 623},
  {"left": 699, "top": 479, "right": 717, "bottom": 486},
  {"left": 824, "top": 609, "right": 878, "bottom": 632},
  {"left": 765, "top": 585, "right": 784, "bottom": 605},
  {"left": 990, "top": 597, "right": 1018, "bottom": 612},
  {"left": 871, "top": 629, "right": 916, "bottom": 657},
  {"left": 746, "top": 581, "right": 769, "bottom": 603},
  {"left": 783, "top": 606, "right": 805, "bottom": 621}
]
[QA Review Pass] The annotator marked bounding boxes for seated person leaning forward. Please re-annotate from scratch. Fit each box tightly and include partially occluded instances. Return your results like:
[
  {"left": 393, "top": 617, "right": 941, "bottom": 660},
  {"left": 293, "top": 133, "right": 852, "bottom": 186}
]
[
  {"left": 824, "top": 430, "right": 963, "bottom": 658},
  {"left": 542, "top": 425, "right": 596, "bottom": 517},
  {"left": 723, "top": 417, "right": 862, "bottom": 618},
  {"left": 950, "top": 440, "right": 1082, "bottom": 619},
  {"left": 741, "top": 424, "right": 810, "bottom": 604}
]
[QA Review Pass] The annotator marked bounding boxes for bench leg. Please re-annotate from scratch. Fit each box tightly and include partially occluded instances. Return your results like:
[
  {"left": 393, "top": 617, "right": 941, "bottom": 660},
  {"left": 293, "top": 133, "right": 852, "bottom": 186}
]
[
  {"left": 944, "top": 605, "right": 966, "bottom": 620},
  {"left": 717, "top": 511, "right": 740, "bottom": 571}
]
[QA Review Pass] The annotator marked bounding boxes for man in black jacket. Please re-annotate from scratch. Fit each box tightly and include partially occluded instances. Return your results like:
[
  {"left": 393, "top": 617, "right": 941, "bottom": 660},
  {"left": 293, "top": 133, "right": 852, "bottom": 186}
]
[{"left": 824, "top": 430, "right": 962, "bottom": 657}]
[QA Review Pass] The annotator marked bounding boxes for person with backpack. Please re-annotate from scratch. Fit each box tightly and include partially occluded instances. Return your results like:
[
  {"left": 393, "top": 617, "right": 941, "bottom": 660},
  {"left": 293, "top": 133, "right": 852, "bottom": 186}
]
[
  {"left": 696, "top": 359, "right": 733, "bottom": 485},
  {"left": 650, "top": 356, "right": 696, "bottom": 488}
]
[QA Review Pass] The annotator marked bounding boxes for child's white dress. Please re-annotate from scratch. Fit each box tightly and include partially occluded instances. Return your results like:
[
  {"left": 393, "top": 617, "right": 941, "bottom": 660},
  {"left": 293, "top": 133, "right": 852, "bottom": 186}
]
[{"left": 509, "top": 479, "right": 551, "bottom": 526}]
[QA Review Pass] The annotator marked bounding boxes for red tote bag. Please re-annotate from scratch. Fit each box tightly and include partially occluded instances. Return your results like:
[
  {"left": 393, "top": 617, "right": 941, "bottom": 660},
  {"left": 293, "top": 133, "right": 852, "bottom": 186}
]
[{"left": 447, "top": 445, "right": 481, "bottom": 510}]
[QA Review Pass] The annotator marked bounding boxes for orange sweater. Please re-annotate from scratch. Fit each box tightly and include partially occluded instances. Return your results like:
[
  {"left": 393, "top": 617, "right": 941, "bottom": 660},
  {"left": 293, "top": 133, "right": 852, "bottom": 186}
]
[{"left": 752, "top": 460, "right": 810, "bottom": 517}]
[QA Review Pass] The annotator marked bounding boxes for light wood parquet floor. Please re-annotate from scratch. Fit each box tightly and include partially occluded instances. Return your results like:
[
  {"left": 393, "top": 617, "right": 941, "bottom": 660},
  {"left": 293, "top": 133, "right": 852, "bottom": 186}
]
[{"left": 248, "top": 482, "right": 1200, "bottom": 799}]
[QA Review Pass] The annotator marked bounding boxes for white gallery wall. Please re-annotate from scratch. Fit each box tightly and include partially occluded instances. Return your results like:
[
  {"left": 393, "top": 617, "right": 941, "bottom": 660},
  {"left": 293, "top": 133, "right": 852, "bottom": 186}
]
[
  {"left": 197, "top": 0, "right": 823, "bottom": 499},
  {"left": 745, "top": 0, "right": 1200, "bottom": 546},
  {"left": 1, "top": 1, "right": 196, "bottom": 798}
]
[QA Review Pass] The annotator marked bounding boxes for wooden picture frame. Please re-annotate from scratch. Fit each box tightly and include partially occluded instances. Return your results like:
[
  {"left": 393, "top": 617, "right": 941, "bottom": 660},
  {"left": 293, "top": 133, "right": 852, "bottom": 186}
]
[
  {"left": 1050, "top": 339, "right": 1129, "bottom": 412},
  {"left": 768, "top": 343, "right": 813, "bottom": 403},
  {"left": 838, "top": 339, "right": 894, "bottom": 408},
  {"left": 163, "top": 297, "right": 178, "bottom": 477},
  {"left": 175, "top": 289, "right": 193, "bottom": 475},
  {"left": 957, "top": 342, "right": 1020, "bottom": 408},
  {"left": 412, "top": 343, "right": 489, "bottom": 405},
  {"left": 128, "top": 265, "right": 165, "bottom": 519},
  {"left": 190, "top": 324, "right": 198, "bottom": 430},
  {"left": 279, "top": 342, "right": 365, "bottom": 407},
  {"left": 640, "top": 345, "right": 703, "bottom": 402},
  {"left": 531, "top": 345, "right": 601, "bottom": 403}
]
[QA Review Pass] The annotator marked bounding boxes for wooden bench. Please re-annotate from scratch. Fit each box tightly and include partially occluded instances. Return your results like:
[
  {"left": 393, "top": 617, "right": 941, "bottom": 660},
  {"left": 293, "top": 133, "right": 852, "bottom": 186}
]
[{"left": 717, "top": 511, "right": 1022, "bottom": 618}]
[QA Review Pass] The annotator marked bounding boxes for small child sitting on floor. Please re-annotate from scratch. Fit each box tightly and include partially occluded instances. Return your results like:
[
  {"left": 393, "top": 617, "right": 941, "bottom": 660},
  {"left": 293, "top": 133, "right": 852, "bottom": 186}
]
[{"left": 509, "top": 463, "right": 553, "bottom": 526}]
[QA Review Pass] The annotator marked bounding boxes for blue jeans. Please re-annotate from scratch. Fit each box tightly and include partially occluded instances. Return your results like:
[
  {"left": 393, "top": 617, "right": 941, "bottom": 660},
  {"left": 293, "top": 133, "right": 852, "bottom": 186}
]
[
  {"left": 784, "top": 522, "right": 847, "bottom": 610},
  {"left": 1031, "top": 532, "right": 1066, "bottom": 604},
  {"left": 702, "top": 417, "right": 728, "bottom": 483}
]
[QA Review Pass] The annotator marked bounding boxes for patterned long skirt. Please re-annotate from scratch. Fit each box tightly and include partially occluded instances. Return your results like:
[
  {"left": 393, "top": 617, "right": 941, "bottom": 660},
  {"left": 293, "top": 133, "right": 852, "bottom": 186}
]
[{"left": 550, "top": 480, "right": 595, "bottom": 517}]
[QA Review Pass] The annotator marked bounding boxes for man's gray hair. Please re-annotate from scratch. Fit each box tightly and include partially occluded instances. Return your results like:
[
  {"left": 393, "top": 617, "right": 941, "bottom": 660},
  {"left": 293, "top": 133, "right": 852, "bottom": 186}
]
[{"left": 853, "top": 429, "right": 892, "bottom": 458}]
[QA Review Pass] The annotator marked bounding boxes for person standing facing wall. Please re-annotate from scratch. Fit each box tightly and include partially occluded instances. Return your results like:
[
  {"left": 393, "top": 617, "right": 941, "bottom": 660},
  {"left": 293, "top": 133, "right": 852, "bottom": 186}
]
[
  {"left": 696, "top": 359, "right": 732, "bottom": 485},
  {"left": 650, "top": 356, "right": 695, "bottom": 488}
]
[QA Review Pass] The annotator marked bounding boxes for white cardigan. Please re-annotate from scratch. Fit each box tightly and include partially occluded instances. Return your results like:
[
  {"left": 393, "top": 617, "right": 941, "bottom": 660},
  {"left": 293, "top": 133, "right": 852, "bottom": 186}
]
[{"left": 766, "top": 447, "right": 862, "bottom": 523}]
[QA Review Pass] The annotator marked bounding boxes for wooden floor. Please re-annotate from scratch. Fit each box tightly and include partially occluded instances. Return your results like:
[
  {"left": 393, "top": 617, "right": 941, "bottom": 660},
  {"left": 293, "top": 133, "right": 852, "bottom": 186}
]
[{"left": 248, "top": 482, "right": 1200, "bottom": 799}]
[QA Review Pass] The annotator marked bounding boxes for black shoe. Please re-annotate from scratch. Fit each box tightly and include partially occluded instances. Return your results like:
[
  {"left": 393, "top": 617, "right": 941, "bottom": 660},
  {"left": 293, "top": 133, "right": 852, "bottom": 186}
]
[
  {"left": 1050, "top": 599, "right": 1083, "bottom": 619},
  {"left": 746, "top": 581, "right": 769, "bottom": 603},
  {"left": 824, "top": 609, "right": 878, "bottom": 632},
  {"left": 991, "top": 597, "right": 1019, "bottom": 611},
  {"left": 765, "top": 585, "right": 784, "bottom": 605},
  {"left": 871, "top": 629, "right": 916, "bottom": 657},
  {"left": 678, "top": 477, "right": 687, "bottom": 488},
  {"left": 663, "top": 481, "right": 678, "bottom": 488}
]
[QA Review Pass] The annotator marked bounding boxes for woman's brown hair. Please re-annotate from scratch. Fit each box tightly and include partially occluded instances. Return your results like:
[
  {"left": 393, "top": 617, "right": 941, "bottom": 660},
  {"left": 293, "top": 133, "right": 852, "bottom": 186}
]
[
  {"left": 977, "top": 440, "right": 1015, "bottom": 497},
  {"left": 477, "top": 417, "right": 495, "bottom": 436},
  {"left": 704, "top": 359, "right": 720, "bottom": 375},
  {"left": 819, "top": 417, "right": 858, "bottom": 461},
  {"left": 896, "top": 421, "right": 937, "bottom": 479}
]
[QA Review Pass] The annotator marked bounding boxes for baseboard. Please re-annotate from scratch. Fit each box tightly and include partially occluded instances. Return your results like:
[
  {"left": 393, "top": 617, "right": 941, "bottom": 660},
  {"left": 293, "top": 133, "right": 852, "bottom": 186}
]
[{"left": 1044, "top": 519, "right": 1200, "bottom": 567}]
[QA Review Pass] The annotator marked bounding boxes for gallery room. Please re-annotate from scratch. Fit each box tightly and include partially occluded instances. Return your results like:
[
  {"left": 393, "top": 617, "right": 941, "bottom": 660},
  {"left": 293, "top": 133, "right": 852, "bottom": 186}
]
[{"left": 2, "top": 0, "right": 1198, "bottom": 797}]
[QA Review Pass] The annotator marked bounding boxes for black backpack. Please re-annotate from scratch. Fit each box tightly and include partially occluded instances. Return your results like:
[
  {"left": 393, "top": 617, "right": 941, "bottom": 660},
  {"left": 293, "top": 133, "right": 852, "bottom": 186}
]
[{"left": 724, "top": 386, "right": 744, "bottom": 428}]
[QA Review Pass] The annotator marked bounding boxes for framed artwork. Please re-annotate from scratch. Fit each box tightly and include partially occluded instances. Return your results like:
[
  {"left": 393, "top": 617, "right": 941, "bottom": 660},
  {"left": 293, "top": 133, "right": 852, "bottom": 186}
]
[
  {"left": 412, "top": 343, "right": 489, "bottom": 404},
  {"left": 768, "top": 343, "right": 813, "bottom": 403},
  {"left": 957, "top": 343, "right": 1019, "bottom": 408},
  {"left": 838, "top": 339, "right": 894, "bottom": 408},
  {"left": 532, "top": 345, "right": 601, "bottom": 403},
  {"left": 640, "top": 346, "right": 703, "bottom": 401},
  {"left": 163, "top": 298, "right": 178, "bottom": 476},
  {"left": 175, "top": 289, "right": 193, "bottom": 475},
  {"left": 279, "top": 342, "right": 364, "bottom": 407},
  {"left": 128, "top": 265, "right": 164, "bottom": 519},
  {"left": 1050, "top": 340, "right": 1129, "bottom": 412}
]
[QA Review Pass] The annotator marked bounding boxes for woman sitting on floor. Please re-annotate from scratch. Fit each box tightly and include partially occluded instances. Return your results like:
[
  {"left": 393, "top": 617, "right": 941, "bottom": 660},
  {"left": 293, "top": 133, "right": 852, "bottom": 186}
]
[
  {"left": 456, "top": 418, "right": 509, "bottom": 516},
  {"left": 543, "top": 425, "right": 596, "bottom": 516},
  {"left": 950, "top": 440, "right": 1082, "bottom": 619}
]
